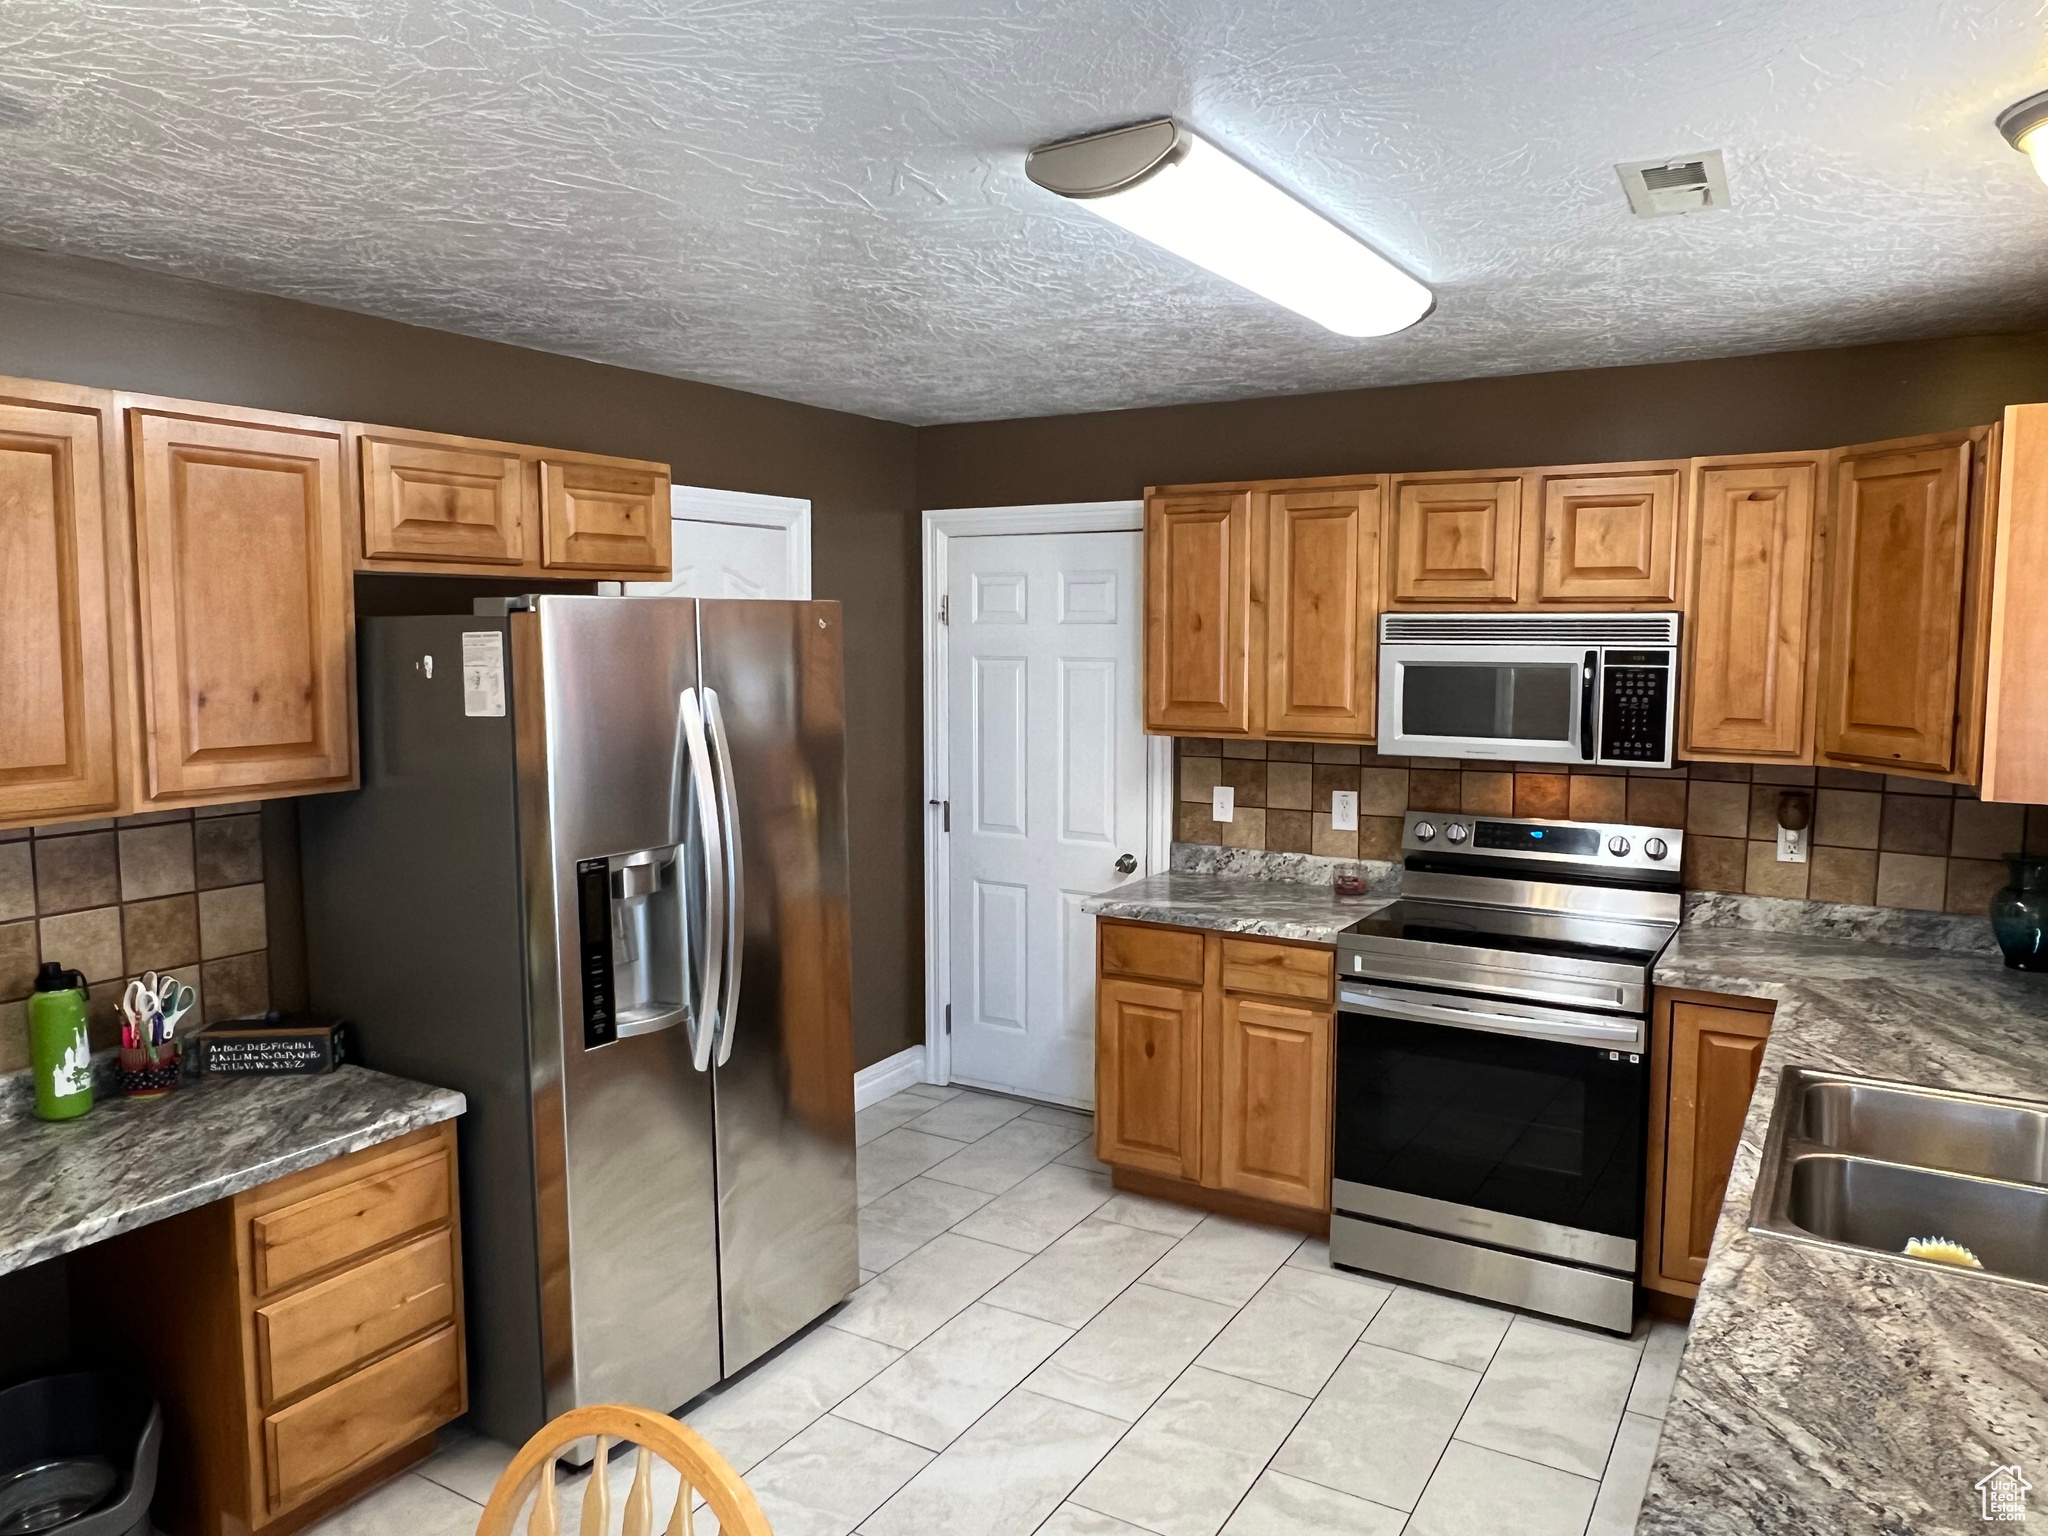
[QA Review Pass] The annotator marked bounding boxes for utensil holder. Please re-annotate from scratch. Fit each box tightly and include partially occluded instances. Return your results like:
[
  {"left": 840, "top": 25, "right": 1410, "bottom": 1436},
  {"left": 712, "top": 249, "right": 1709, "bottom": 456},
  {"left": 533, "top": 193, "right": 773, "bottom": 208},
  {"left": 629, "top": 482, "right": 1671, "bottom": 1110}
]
[{"left": 116, "top": 1043, "right": 181, "bottom": 1099}]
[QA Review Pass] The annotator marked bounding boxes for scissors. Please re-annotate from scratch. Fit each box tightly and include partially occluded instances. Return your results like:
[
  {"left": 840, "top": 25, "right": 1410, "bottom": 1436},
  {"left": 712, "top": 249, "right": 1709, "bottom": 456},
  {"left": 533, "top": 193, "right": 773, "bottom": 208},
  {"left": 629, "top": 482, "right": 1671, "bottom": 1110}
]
[{"left": 124, "top": 972, "right": 197, "bottom": 1043}]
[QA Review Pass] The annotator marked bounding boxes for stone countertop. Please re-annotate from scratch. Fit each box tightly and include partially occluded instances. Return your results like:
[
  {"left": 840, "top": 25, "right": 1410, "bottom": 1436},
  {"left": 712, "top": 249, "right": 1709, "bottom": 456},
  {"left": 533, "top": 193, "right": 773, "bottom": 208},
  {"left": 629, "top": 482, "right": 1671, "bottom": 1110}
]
[
  {"left": 1080, "top": 871, "right": 1394, "bottom": 944},
  {"left": 0, "top": 1066, "right": 465, "bottom": 1276},
  {"left": 1641, "top": 928, "right": 2048, "bottom": 1536}
]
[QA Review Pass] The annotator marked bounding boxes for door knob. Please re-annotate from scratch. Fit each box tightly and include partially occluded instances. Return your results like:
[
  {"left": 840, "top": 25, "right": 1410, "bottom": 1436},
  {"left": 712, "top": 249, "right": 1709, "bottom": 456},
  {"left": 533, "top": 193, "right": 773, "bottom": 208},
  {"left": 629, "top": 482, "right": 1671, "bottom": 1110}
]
[{"left": 1115, "top": 853, "right": 1137, "bottom": 874}]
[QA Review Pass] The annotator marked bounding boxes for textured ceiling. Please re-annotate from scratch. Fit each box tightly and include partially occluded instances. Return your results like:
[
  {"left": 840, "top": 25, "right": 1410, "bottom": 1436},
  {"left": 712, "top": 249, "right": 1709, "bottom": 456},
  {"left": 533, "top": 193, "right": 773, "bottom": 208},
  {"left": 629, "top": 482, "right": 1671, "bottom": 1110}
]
[{"left": 1, "top": 0, "right": 2046, "bottom": 424}]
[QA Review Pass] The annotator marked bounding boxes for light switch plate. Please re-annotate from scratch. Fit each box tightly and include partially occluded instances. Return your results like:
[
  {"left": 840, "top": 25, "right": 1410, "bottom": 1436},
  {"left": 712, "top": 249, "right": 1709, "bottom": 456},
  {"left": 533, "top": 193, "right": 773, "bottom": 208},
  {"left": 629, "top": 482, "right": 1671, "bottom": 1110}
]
[
  {"left": 1331, "top": 790, "right": 1359, "bottom": 832},
  {"left": 1776, "top": 826, "right": 1808, "bottom": 863},
  {"left": 1212, "top": 785, "right": 1234, "bottom": 822}
]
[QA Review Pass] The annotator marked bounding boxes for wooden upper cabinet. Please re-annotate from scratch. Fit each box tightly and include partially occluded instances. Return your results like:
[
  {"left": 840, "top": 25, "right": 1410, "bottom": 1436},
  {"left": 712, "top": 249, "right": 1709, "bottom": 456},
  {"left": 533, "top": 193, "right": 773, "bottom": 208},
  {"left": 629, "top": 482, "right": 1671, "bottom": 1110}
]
[
  {"left": 1264, "top": 482, "right": 1381, "bottom": 739},
  {"left": 356, "top": 427, "right": 528, "bottom": 568},
  {"left": 0, "top": 381, "right": 122, "bottom": 828},
  {"left": 540, "top": 456, "right": 670, "bottom": 574},
  {"left": 1214, "top": 992, "right": 1332, "bottom": 1210},
  {"left": 1095, "top": 974, "right": 1203, "bottom": 1180},
  {"left": 1533, "top": 464, "right": 1683, "bottom": 603},
  {"left": 1983, "top": 405, "right": 2048, "bottom": 804},
  {"left": 1682, "top": 455, "right": 1823, "bottom": 760},
  {"left": 1388, "top": 473, "right": 1522, "bottom": 603},
  {"left": 1816, "top": 431, "right": 1978, "bottom": 776},
  {"left": 127, "top": 400, "right": 356, "bottom": 802},
  {"left": 1657, "top": 998, "right": 1771, "bottom": 1286},
  {"left": 1145, "top": 490, "right": 1257, "bottom": 733}
]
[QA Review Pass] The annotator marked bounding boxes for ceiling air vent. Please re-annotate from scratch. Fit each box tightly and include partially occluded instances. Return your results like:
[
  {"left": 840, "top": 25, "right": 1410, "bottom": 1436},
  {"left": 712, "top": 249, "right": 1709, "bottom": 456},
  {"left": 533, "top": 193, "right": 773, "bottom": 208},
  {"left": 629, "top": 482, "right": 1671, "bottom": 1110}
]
[{"left": 1615, "top": 150, "right": 1730, "bottom": 217}]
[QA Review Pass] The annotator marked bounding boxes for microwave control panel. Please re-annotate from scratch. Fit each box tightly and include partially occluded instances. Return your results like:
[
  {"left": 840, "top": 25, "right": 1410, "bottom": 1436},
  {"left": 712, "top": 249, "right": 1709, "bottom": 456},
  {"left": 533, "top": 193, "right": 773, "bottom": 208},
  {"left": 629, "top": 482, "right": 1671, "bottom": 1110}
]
[{"left": 1597, "top": 651, "right": 1672, "bottom": 765}]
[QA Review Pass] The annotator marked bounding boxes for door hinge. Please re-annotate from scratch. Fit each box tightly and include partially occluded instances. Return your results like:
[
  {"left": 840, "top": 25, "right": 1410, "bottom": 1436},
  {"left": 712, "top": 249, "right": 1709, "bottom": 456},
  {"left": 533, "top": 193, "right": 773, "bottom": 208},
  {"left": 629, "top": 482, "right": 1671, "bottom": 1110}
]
[
  {"left": 944, "top": 1004, "right": 952, "bottom": 1035},
  {"left": 939, "top": 594, "right": 949, "bottom": 625},
  {"left": 929, "top": 797, "right": 950, "bottom": 832}
]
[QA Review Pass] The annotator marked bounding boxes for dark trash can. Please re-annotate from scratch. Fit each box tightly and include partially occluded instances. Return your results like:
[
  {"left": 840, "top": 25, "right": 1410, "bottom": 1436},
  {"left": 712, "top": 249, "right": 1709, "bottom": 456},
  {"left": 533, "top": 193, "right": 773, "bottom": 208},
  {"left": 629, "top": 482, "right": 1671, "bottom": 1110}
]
[{"left": 0, "top": 1372, "right": 159, "bottom": 1535}]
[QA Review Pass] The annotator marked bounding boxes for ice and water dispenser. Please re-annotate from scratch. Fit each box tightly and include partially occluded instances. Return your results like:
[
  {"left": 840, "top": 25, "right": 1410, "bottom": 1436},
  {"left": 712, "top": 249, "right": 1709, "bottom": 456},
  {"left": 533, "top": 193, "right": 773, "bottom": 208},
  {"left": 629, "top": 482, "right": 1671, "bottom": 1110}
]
[{"left": 574, "top": 846, "right": 686, "bottom": 1048}]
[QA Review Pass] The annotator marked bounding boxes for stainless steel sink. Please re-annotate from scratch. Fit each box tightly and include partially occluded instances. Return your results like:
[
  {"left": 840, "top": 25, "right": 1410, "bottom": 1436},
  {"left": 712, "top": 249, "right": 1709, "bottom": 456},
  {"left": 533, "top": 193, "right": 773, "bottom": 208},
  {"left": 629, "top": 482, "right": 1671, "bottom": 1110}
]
[
  {"left": 1750, "top": 1067, "right": 2048, "bottom": 1291},
  {"left": 1798, "top": 1077, "right": 2048, "bottom": 1183}
]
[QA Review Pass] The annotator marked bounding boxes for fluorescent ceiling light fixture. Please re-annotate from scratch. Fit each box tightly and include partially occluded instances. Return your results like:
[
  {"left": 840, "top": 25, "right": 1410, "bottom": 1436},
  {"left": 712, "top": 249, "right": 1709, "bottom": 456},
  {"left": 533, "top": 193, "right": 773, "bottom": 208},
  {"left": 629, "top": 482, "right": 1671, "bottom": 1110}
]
[
  {"left": 1998, "top": 88, "right": 2048, "bottom": 187},
  {"left": 1026, "top": 118, "right": 1432, "bottom": 338}
]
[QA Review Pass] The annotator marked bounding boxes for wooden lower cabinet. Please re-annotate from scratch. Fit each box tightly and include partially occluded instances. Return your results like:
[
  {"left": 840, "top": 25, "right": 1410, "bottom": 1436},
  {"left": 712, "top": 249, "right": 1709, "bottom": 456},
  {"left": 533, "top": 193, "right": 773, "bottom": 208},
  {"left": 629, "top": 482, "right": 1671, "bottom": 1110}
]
[
  {"left": 73, "top": 1122, "right": 466, "bottom": 1536},
  {"left": 1095, "top": 919, "right": 1334, "bottom": 1221},
  {"left": 1642, "top": 989, "right": 1775, "bottom": 1296}
]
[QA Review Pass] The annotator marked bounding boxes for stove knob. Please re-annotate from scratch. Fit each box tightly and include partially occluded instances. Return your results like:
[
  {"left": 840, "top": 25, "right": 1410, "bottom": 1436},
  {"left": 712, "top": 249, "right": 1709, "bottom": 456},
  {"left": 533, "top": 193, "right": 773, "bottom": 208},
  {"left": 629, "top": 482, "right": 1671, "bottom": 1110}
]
[
  {"left": 1644, "top": 836, "right": 1670, "bottom": 861},
  {"left": 1413, "top": 821, "right": 1436, "bottom": 842},
  {"left": 1445, "top": 823, "right": 1469, "bottom": 844},
  {"left": 1608, "top": 835, "right": 1632, "bottom": 857}
]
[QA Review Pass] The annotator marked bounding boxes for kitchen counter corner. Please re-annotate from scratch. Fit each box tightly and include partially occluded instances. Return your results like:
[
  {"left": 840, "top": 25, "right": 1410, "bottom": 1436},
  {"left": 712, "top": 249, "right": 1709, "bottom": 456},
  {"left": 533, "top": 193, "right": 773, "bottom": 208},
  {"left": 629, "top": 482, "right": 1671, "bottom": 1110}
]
[
  {"left": 0, "top": 1066, "right": 465, "bottom": 1276},
  {"left": 1081, "top": 870, "right": 1392, "bottom": 944}
]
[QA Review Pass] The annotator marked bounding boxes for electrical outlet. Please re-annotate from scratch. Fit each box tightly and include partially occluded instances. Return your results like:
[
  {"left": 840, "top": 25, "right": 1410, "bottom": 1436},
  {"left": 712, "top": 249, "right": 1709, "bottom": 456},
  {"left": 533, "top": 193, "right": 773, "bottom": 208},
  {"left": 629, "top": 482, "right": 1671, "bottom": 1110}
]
[
  {"left": 1331, "top": 790, "right": 1359, "bottom": 832},
  {"left": 1777, "top": 825, "right": 1808, "bottom": 863},
  {"left": 1212, "top": 785, "right": 1235, "bottom": 822}
]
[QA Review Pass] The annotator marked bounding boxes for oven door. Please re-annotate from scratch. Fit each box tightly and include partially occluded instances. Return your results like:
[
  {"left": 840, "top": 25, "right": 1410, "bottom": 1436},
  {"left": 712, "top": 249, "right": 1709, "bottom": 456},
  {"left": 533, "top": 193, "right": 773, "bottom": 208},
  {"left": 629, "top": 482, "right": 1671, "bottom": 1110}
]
[
  {"left": 1333, "top": 981, "right": 1646, "bottom": 1272},
  {"left": 1376, "top": 644, "right": 1595, "bottom": 763}
]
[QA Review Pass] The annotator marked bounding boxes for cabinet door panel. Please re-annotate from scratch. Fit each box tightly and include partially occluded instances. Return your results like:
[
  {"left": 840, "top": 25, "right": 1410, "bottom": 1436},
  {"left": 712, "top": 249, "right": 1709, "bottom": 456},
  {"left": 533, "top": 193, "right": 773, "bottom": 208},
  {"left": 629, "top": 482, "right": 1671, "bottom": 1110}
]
[
  {"left": 359, "top": 431, "right": 526, "bottom": 567},
  {"left": 1146, "top": 491, "right": 1255, "bottom": 733},
  {"left": 1817, "top": 437, "right": 1973, "bottom": 774},
  {"left": 1215, "top": 993, "right": 1331, "bottom": 1210},
  {"left": 1536, "top": 467, "right": 1681, "bottom": 602},
  {"left": 1265, "top": 483, "right": 1380, "bottom": 738},
  {"left": 1684, "top": 457, "right": 1821, "bottom": 759},
  {"left": 130, "top": 407, "right": 355, "bottom": 799},
  {"left": 1390, "top": 475, "right": 1521, "bottom": 603},
  {"left": 1659, "top": 1000, "right": 1770, "bottom": 1285},
  {"left": 540, "top": 458, "right": 670, "bottom": 573},
  {"left": 1095, "top": 975, "right": 1202, "bottom": 1179},
  {"left": 0, "top": 395, "right": 119, "bottom": 823}
]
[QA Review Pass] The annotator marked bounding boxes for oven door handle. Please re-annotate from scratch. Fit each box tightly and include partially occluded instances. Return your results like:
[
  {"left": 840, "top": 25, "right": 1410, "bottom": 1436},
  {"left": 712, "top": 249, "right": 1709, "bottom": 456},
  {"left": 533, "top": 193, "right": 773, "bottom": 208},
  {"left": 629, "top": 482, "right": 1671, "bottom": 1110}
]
[{"left": 1339, "top": 983, "right": 1643, "bottom": 1049}]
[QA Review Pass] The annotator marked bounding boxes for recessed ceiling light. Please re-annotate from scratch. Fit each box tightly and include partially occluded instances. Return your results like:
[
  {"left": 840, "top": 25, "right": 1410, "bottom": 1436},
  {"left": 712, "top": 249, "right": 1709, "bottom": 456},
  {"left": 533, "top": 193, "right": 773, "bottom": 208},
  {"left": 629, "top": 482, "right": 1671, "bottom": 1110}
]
[
  {"left": 1025, "top": 118, "right": 1433, "bottom": 339},
  {"left": 1998, "top": 89, "right": 2048, "bottom": 186}
]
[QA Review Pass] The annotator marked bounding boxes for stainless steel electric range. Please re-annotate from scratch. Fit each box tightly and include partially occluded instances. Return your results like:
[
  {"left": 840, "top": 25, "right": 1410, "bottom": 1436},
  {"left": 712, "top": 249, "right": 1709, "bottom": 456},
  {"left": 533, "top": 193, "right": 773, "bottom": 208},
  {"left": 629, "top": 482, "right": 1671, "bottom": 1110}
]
[{"left": 1330, "top": 810, "right": 1684, "bottom": 1333}]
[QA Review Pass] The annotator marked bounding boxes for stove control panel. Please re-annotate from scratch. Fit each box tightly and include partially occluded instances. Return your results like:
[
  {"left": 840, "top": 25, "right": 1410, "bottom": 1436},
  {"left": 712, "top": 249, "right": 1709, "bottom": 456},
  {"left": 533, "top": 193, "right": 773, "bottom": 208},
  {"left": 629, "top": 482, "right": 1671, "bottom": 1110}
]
[{"left": 1401, "top": 811, "right": 1683, "bottom": 876}]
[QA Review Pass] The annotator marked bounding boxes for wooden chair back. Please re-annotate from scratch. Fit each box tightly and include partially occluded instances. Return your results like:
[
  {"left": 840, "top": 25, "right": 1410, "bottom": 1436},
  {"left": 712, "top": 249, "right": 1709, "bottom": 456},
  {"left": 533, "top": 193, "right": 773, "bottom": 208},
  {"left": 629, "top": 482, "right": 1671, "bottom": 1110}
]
[{"left": 474, "top": 1404, "right": 772, "bottom": 1536}]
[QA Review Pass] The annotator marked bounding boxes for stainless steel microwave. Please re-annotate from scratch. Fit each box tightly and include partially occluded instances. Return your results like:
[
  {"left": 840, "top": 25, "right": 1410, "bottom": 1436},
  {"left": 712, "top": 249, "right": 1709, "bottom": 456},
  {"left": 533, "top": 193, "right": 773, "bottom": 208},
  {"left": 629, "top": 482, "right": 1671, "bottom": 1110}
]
[{"left": 1376, "top": 612, "right": 1680, "bottom": 767}]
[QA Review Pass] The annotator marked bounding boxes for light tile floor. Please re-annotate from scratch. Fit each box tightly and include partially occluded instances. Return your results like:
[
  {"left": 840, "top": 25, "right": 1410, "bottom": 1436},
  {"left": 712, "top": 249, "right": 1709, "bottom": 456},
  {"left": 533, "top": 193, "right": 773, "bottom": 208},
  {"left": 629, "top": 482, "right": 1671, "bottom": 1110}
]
[{"left": 307, "top": 1082, "right": 1686, "bottom": 1536}]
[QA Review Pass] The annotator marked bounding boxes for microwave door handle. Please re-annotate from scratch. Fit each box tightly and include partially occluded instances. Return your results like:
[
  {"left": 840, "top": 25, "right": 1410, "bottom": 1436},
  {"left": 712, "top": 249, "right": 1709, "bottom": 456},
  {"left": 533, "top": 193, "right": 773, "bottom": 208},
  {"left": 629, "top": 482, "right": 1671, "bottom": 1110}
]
[
  {"left": 1339, "top": 984, "right": 1643, "bottom": 1049},
  {"left": 1579, "top": 651, "right": 1597, "bottom": 762}
]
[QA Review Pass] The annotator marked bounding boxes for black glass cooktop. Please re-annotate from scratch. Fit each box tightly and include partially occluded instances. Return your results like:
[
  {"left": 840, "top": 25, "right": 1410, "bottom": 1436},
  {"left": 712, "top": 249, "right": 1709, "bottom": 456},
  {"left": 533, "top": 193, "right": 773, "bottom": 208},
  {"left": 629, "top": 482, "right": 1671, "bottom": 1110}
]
[{"left": 1342, "top": 899, "right": 1666, "bottom": 966}]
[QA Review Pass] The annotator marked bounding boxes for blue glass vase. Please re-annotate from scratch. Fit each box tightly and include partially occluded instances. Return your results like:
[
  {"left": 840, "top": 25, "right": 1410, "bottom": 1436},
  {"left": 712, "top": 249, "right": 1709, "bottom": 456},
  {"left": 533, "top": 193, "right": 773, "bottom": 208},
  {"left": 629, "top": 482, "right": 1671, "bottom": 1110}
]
[{"left": 1990, "top": 855, "right": 2048, "bottom": 971}]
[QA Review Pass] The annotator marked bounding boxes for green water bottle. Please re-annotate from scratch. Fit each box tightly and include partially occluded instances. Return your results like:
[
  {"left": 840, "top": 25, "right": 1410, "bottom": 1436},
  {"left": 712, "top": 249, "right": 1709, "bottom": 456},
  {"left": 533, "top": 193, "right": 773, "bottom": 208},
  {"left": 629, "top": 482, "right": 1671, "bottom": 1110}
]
[{"left": 30, "top": 962, "right": 93, "bottom": 1121}]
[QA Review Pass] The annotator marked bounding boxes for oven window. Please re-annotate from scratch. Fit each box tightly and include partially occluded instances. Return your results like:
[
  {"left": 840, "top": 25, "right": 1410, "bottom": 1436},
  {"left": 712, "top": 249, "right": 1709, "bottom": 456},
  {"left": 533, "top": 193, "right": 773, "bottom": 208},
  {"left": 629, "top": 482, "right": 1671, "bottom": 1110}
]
[
  {"left": 1334, "top": 1011, "right": 1644, "bottom": 1241},
  {"left": 1401, "top": 663, "right": 1574, "bottom": 742}
]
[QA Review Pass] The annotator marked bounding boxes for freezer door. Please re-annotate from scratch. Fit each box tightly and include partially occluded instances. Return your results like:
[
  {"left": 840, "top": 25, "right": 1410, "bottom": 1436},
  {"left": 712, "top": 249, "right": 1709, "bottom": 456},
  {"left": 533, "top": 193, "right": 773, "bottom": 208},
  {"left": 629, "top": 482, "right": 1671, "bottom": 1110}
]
[
  {"left": 517, "top": 596, "right": 723, "bottom": 1418},
  {"left": 698, "top": 599, "right": 860, "bottom": 1373}
]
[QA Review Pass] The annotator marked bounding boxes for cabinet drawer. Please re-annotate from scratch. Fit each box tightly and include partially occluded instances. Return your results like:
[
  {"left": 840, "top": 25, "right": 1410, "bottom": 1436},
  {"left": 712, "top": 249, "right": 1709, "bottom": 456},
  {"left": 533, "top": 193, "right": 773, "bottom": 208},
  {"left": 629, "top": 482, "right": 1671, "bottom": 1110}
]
[
  {"left": 256, "top": 1229, "right": 455, "bottom": 1406},
  {"left": 540, "top": 458, "right": 670, "bottom": 573},
  {"left": 1220, "top": 938, "right": 1332, "bottom": 1002},
  {"left": 1100, "top": 922, "right": 1204, "bottom": 987},
  {"left": 250, "top": 1152, "right": 451, "bottom": 1297},
  {"left": 263, "top": 1323, "right": 462, "bottom": 1514}
]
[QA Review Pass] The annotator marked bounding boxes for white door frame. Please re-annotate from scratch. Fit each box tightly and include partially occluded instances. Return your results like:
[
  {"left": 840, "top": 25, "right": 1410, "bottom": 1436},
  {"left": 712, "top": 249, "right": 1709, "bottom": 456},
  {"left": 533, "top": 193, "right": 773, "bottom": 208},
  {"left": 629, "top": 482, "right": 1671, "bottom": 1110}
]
[
  {"left": 671, "top": 485, "right": 812, "bottom": 597},
  {"left": 921, "top": 501, "right": 1173, "bottom": 1089}
]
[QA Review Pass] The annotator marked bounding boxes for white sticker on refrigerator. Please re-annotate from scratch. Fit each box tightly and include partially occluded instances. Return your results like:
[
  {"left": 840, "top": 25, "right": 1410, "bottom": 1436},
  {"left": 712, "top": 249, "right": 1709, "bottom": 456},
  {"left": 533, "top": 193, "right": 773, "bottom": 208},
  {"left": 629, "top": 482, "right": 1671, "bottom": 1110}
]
[{"left": 461, "top": 631, "right": 506, "bottom": 717}]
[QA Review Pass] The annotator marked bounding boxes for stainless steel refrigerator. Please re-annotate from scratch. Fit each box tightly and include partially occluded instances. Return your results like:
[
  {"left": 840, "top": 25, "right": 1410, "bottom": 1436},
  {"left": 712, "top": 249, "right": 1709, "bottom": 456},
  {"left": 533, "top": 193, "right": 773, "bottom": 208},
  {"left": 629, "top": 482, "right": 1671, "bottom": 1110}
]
[{"left": 300, "top": 596, "right": 858, "bottom": 1446}]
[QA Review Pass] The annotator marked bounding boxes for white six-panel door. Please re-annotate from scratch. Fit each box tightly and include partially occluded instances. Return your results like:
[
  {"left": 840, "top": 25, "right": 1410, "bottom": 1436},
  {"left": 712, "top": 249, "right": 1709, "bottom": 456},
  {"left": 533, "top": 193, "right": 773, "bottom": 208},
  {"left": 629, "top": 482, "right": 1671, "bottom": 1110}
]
[
  {"left": 625, "top": 486, "right": 811, "bottom": 599},
  {"left": 946, "top": 530, "right": 1146, "bottom": 1105}
]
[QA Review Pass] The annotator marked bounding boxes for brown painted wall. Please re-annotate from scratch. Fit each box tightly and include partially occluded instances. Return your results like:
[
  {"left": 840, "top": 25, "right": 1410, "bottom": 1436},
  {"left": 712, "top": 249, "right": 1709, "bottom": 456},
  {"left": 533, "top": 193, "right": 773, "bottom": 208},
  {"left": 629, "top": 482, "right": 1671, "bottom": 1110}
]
[
  {"left": 0, "top": 245, "right": 923, "bottom": 1071},
  {"left": 916, "top": 331, "right": 2048, "bottom": 508}
]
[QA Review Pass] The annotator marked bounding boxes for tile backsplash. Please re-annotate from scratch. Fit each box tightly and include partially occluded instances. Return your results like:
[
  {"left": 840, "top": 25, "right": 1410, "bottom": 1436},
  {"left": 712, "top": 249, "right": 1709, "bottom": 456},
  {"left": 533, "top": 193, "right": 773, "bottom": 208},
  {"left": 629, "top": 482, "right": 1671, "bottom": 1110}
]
[
  {"left": 1175, "top": 739, "right": 2048, "bottom": 918},
  {"left": 0, "top": 808, "right": 271, "bottom": 1072}
]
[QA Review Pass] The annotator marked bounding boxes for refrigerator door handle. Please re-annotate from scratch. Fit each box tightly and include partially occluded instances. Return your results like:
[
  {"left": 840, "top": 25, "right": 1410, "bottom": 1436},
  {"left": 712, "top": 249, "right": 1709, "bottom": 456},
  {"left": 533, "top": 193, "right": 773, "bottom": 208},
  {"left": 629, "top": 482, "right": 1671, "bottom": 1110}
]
[
  {"left": 676, "top": 687, "right": 725, "bottom": 1072},
  {"left": 703, "top": 687, "right": 746, "bottom": 1067}
]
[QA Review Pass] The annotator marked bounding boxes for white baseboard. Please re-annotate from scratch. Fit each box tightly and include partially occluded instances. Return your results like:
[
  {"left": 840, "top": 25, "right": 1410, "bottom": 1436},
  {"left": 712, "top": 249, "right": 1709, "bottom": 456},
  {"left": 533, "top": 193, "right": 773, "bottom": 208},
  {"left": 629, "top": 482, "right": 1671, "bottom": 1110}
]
[{"left": 854, "top": 1045, "right": 928, "bottom": 1110}]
